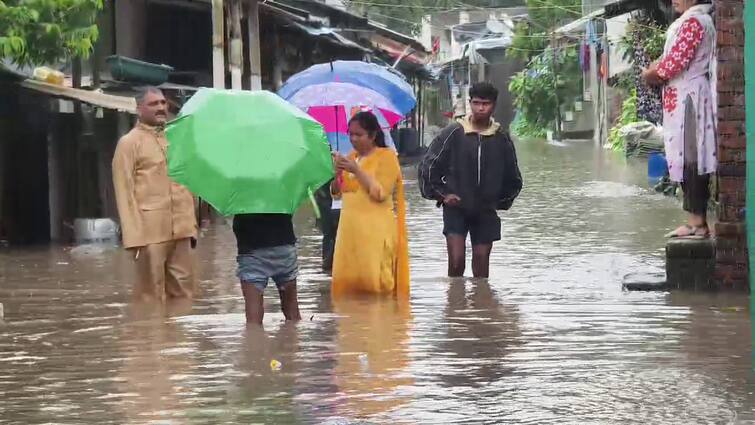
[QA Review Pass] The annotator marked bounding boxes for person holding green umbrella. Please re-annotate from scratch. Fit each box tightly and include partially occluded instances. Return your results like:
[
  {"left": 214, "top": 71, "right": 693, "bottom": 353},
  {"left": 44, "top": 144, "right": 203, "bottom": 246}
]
[
  {"left": 166, "top": 89, "right": 334, "bottom": 324},
  {"left": 232, "top": 213, "right": 300, "bottom": 324}
]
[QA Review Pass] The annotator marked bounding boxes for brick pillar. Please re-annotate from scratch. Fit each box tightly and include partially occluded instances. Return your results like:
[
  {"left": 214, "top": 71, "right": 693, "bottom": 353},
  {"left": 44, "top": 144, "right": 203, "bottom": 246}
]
[{"left": 713, "top": 0, "right": 748, "bottom": 290}]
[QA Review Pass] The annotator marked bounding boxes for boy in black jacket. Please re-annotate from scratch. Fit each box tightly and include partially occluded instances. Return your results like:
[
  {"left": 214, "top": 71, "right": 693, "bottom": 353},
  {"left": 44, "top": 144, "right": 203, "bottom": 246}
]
[{"left": 419, "top": 82, "right": 522, "bottom": 278}]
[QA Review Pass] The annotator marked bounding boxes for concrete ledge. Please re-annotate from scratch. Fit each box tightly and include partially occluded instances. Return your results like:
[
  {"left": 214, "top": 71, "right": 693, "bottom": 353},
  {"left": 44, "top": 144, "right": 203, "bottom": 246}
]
[
  {"left": 666, "top": 238, "right": 715, "bottom": 291},
  {"left": 562, "top": 129, "right": 594, "bottom": 139},
  {"left": 622, "top": 272, "right": 669, "bottom": 291}
]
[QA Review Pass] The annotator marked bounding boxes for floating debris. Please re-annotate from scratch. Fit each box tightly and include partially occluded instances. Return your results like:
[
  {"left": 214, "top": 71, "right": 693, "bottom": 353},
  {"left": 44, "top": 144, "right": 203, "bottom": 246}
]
[
  {"left": 358, "top": 353, "right": 368, "bottom": 371},
  {"left": 270, "top": 359, "right": 282, "bottom": 371},
  {"left": 720, "top": 306, "right": 744, "bottom": 313}
]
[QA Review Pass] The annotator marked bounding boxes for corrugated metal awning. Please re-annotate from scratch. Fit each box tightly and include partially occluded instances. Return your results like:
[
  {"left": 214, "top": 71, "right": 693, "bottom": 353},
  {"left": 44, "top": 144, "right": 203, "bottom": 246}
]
[
  {"left": 285, "top": 21, "right": 370, "bottom": 52},
  {"left": 20, "top": 79, "right": 137, "bottom": 113},
  {"left": 553, "top": 8, "right": 605, "bottom": 36}
]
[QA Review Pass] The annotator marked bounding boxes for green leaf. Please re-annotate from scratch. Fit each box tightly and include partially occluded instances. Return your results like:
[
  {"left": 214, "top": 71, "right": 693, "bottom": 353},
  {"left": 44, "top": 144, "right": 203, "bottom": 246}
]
[{"left": 0, "top": 0, "right": 101, "bottom": 65}]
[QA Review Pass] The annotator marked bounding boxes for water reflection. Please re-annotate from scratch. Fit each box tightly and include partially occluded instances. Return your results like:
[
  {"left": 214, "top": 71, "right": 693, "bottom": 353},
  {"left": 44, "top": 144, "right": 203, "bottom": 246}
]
[
  {"left": 439, "top": 279, "right": 521, "bottom": 388},
  {"left": 1, "top": 139, "right": 753, "bottom": 423},
  {"left": 229, "top": 323, "right": 301, "bottom": 423},
  {"left": 332, "top": 296, "right": 413, "bottom": 420},
  {"left": 115, "top": 301, "right": 195, "bottom": 423}
]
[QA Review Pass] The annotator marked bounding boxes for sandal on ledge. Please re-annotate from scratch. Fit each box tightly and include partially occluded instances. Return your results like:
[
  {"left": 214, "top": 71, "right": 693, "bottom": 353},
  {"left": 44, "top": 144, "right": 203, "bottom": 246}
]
[{"left": 664, "top": 224, "right": 710, "bottom": 239}]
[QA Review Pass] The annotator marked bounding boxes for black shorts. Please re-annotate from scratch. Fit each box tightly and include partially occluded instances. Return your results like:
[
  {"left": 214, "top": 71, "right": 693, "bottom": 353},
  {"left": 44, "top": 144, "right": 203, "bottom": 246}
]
[{"left": 442, "top": 206, "right": 501, "bottom": 245}]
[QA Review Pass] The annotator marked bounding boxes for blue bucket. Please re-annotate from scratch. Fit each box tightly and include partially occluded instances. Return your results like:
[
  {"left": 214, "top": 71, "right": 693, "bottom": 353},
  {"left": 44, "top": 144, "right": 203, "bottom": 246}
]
[{"left": 648, "top": 153, "right": 667, "bottom": 185}]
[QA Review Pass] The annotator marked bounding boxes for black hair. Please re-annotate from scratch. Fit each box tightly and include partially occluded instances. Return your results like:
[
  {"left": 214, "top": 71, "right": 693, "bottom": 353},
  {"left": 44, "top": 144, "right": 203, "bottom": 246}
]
[
  {"left": 135, "top": 86, "right": 163, "bottom": 105},
  {"left": 469, "top": 82, "right": 498, "bottom": 103},
  {"left": 348, "top": 111, "right": 387, "bottom": 148}
]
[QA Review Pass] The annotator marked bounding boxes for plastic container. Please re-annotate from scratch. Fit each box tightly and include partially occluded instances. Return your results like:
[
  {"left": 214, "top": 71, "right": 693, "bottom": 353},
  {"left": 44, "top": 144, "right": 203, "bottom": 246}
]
[
  {"left": 106, "top": 55, "right": 174, "bottom": 85},
  {"left": 32, "top": 67, "right": 64, "bottom": 85},
  {"left": 73, "top": 218, "right": 119, "bottom": 244},
  {"left": 647, "top": 152, "right": 668, "bottom": 185}
]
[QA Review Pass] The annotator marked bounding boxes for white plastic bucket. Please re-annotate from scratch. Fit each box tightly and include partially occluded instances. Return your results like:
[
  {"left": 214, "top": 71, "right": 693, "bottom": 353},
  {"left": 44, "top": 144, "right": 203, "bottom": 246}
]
[{"left": 73, "top": 218, "right": 119, "bottom": 243}]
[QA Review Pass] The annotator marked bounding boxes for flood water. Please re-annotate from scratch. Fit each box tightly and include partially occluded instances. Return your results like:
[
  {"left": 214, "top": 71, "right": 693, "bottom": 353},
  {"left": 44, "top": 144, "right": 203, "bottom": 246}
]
[{"left": 1, "top": 139, "right": 754, "bottom": 424}]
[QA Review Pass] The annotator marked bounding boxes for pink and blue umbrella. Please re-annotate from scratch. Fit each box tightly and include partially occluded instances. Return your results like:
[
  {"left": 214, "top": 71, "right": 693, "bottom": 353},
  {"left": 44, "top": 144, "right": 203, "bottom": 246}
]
[
  {"left": 279, "top": 61, "right": 416, "bottom": 113},
  {"left": 306, "top": 104, "right": 397, "bottom": 155},
  {"left": 278, "top": 61, "right": 416, "bottom": 154}
]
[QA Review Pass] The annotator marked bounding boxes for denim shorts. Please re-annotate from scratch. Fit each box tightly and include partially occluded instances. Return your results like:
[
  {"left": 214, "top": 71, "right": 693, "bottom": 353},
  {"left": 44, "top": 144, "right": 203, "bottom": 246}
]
[{"left": 237, "top": 245, "right": 298, "bottom": 292}]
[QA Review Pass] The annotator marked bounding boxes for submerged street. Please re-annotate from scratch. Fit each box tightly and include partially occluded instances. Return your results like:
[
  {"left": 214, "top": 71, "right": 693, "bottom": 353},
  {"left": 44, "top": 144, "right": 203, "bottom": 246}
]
[{"left": 1, "top": 139, "right": 753, "bottom": 424}]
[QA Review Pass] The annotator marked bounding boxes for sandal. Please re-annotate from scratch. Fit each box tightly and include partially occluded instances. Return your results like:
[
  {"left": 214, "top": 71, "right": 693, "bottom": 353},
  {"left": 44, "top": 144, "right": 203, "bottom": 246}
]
[
  {"left": 665, "top": 224, "right": 696, "bottom": 238},
  {"left": 693, "top": 225, "right": 710, "bottom": 238},
  {"left": 665, "top": 224, "right": 710, "bottom": 239}
]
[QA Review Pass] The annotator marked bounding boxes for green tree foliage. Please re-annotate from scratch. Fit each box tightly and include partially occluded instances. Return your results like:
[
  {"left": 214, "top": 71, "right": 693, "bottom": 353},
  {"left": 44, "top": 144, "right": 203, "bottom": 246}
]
[
  {"left": 344, "top": 0, "right": 525, "bottom": 35},
  {"left": 605, "top": 16, "right": 665, "bottom": 152},
  {"left": 508, "top": 0, "right": 581, "bottom": 137},
  {"left": 509, "top": 46, "right": 580, "bottom": 137},
  {"left": 508, "top": 21, "right": 548, "bottom": 60},
  {"left": 619, "top": 15, "right": 666, "bottom": 63},
  {"left": 509, "top": 0, "right": 579, "bottom": 60},
  {"left": 0, "top": 0, "right": 103, "bottom": 66},
  {"left": 607, "top": 89, "right": 638, "bottom": 151}
]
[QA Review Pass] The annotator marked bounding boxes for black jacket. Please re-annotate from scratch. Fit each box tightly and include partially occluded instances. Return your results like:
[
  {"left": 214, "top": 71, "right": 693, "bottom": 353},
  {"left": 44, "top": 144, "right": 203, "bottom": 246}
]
[{"left": 418, "top": 120, "right": 522, "bottom": 212}]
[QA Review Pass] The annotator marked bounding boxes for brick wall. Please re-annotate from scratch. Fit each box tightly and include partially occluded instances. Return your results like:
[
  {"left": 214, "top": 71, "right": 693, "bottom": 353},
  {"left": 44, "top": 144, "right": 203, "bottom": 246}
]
[{"left": 713, "top": 0, "right": 747, "bottom": 290}]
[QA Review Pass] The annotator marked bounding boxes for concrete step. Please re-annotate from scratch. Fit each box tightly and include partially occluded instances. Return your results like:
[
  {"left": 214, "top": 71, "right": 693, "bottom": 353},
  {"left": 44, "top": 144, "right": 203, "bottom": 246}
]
[
  {"left": 622, "top": 272, "right": 669, "bottom": 291},
  {"left": 665, "top": 238, "right": 715, "bottom": 291}
]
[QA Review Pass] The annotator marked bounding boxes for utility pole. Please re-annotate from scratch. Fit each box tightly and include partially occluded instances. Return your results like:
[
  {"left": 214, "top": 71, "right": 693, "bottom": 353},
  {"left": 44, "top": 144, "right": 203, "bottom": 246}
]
[
  {"left": 229, "top": 0, "right": 244, "bottom": 90},
  {"left": 212, "top": 0, "right": 225, "bottom": 89},
  {"left": 550, "top": 32, "right": 562, "bottom": 140},
  {"left": 247, "top": 0, "right": 262, "bottom": 90}
]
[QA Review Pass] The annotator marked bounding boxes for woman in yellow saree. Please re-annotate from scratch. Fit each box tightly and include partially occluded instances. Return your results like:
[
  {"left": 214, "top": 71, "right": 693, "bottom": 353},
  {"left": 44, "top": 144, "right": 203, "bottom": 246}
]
[{"left": 331, "top": 111, "right": 410, "bottom": 298}]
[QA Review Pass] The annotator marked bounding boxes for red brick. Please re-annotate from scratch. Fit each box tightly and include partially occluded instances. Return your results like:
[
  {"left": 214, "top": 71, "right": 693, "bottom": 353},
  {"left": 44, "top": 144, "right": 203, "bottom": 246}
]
[
  {"left": 717, "top": 120, "right": 745, "bottom": 136},
  {"left": 715, "top": 235, "right": 747, "bottom": 249},
  {"left": 718, "top": 177, "right": 737, "bottom": 194},
  {"left": 718, "top": 204, "right": 746, "bottom": 222},
  {"left": 718, "top": 106, "right": 746, "bottom": 121},
  {"left": 712, "top": 0, "right": 746, "bottom": 292},
  {"left": 714, "top": 262, "right": 748, "bottom": 284},
  {"left": 718, "top": 46, "right": 744, "bottom": 62},
  {"left": 717, "top": 31, "right": 744, "bottom": 47},
  {"left": 717, "top": 177, "right": 744, "bottom": 193},
  {"left": 717, "top": 163, "right": 746, "bottom": 177},
  {"left": 715, "top": 278, "right": 749, "bottom": 291},
  {"left": 719, "top": 134, "right": 746, "bottom": 149},
  {"left": 715, "top": 249, "right": 748, "bottom": 266},
  {"left": 717, "top": 92, "right": 745, "bottom": 107},
  {"left": 718, "top": 193, "right": 746, "bottom": 207},
  {"left": 729, "top": 270, "right": 749, "bottom": 281},
  {"left": 717, "top": 147, "right": 745, "bottom": 162},
  {"left": 714, "top": 222, "right": 746, "bottom": 237},
  {"left": 715, "top": 3, "right": 744, "bottom": 18},
  {"left": 717, "top": 79, "right": 745, "bottom": 93},
  {"left": 717, "top": 63, "right": 745, "bottom": 80}
]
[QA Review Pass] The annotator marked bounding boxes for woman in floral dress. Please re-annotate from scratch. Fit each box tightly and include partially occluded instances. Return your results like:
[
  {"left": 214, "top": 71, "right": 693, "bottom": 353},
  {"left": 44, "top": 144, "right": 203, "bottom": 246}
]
[{"left": 642, "top": 0, "right": 717, "bottom": 238}]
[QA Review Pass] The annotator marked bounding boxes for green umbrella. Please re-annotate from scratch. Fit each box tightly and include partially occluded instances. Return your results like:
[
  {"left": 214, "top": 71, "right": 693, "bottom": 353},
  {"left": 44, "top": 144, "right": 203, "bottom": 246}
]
[{"left": 166, "top": 88, "right": 334, "bottom": 216}]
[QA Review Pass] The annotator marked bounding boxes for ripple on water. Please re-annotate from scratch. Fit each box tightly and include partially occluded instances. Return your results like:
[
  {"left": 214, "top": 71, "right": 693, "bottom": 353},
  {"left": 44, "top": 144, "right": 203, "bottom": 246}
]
[{"left": 0, "top": 140, "right": 752, "bottom": 424}]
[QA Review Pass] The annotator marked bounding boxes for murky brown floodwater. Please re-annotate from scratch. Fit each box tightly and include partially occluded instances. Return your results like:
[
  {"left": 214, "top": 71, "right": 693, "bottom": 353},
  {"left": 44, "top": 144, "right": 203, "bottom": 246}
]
[{"left": 2, "top": 139, "right": 754, "bottom": 424}]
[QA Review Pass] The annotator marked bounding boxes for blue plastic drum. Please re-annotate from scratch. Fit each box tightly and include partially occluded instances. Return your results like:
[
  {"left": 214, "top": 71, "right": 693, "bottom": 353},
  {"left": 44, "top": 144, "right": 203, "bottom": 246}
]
[{"left": 648, "top": 152, "right": 668, "bottom": 185}]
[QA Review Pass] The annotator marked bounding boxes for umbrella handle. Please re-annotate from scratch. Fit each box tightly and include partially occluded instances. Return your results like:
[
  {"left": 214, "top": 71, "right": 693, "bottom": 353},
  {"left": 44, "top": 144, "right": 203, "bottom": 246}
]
[
  {"left": 335, "top": 171, "right": 344, "bottom": 189},
  {"left": 334, "top": 104, "right": 340, "bottom": 152},
  {"left": 308, "top": 188, "right": 321, "bottom": 220}
]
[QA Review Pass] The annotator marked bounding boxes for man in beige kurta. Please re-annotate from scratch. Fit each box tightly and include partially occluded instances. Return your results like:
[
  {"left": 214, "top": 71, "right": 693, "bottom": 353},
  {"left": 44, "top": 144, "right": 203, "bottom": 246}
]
[{"left": 112, "top": 87, "right": 198, "bottom": 301}]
